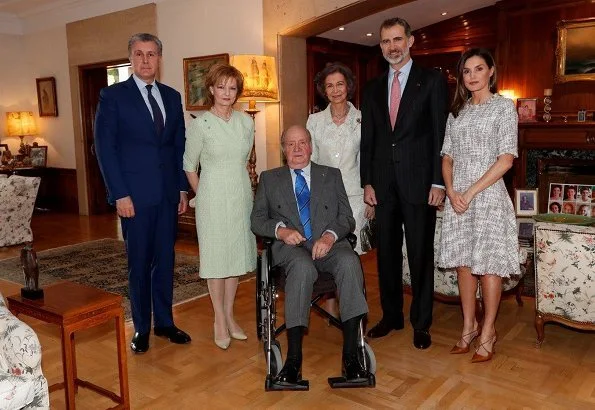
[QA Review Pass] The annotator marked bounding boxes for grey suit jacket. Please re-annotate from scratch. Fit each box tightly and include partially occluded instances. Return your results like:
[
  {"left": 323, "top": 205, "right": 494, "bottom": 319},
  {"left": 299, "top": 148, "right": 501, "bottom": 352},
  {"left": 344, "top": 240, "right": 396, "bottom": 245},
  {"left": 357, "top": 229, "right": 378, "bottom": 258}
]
[{"left": 251, "top": 162, "right": 355, "bottom": 260}]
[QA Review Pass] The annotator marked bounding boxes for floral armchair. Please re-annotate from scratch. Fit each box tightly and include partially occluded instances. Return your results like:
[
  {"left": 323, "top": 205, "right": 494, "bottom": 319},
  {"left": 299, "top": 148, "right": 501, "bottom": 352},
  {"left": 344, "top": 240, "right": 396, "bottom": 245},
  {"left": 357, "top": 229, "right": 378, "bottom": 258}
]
[
  {"left": 402, "top": 212, "right": 526, "bottom": 301},
  {"left": 0, "top": 293, "right": 49, "bottom": 409},
  {"left": 0, "top": 175, "right": 40, "bottom": 247},
  {"left": 534, "top": 222, "right": 595, "bottom": 346}
]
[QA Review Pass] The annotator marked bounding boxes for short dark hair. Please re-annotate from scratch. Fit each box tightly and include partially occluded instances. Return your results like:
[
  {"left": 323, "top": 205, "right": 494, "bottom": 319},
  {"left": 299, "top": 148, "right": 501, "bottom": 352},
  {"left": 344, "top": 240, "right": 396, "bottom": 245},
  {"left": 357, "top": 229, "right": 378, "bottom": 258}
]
[
  {"left": 313, "top": 62, "right": 356, "bottom": 101},
  {"left": 204, "top": 64, "right": 244, "bottom": 106},
  {"left": 128, "top": 33, "right": 162, "bottom": 56},
  {"left": 379, "top": 17, "right": 412, "bottom": 37}
]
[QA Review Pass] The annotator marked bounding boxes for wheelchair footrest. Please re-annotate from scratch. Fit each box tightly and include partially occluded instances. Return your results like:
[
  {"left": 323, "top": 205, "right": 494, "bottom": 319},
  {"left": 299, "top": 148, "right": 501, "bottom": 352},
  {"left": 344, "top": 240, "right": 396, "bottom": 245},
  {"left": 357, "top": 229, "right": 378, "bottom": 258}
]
[
  {"left": 327, "top": 374, "right": 376, "bottom": 389},
  {"left": 265, "top": 376, "right": 310, "bottom": 391}
]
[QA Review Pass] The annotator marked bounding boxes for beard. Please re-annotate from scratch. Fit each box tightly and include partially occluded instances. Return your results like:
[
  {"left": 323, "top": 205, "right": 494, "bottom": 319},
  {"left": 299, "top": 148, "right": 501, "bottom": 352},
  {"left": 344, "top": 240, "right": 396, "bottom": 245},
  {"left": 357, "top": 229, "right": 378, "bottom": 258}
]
[{"left": 383, "top": 48, "right": 409, "bottom": 66}]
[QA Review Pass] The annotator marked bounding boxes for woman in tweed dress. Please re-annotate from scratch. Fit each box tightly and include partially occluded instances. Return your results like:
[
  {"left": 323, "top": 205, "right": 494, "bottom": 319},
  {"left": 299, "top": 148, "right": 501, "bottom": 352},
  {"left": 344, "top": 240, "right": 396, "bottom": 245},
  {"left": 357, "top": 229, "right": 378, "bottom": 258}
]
[{"left": 439, "top": 49, "right": 519, "bottom": 363}]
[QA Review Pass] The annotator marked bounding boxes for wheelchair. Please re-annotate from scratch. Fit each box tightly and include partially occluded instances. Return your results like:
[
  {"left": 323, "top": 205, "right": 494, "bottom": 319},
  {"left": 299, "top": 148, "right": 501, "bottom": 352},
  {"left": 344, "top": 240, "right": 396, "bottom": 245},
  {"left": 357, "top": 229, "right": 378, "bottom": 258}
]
[{"left": 256, "top": 234, "right": 376, "bottom": 391}]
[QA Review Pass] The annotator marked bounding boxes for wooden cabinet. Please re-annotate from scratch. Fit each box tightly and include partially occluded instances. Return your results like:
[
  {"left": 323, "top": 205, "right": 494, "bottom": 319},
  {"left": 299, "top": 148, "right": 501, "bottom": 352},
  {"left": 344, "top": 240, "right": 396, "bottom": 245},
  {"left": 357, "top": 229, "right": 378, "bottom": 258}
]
[{"left": 515, "top": 122, "right": 595, "bottom": 190}]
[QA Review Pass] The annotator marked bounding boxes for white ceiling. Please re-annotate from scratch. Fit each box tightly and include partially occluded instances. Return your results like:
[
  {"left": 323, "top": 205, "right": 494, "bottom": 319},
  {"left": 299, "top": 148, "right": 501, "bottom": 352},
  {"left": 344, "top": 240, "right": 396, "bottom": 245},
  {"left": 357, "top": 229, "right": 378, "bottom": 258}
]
[
  {"left": 319, "top": 0, "right": 497, "bottom": 46},
  {"left": 0, "top": 0, "right": 497, "bottom": 39}
]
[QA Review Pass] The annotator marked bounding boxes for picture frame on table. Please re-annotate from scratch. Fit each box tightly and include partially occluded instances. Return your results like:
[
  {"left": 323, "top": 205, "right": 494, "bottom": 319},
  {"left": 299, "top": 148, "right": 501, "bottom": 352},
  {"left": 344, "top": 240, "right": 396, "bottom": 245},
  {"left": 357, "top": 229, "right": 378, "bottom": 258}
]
[
  {"left": 36, "top": 77, "right": 58, "bottom": 117},
  {"left": 183, "top": 53, "right": 229, "bottom": 111},
  {"left": 515, "top": 189, "right": 538, "bottom": 216},
  {"left": 517, "top": 98, "right": 537, "bottom": 123},
  {"left": 516, "top": 218, "right": 536, "bottom": 239},
  {"left": 29, "top": 145, "right": 48, "bottom": 167}
]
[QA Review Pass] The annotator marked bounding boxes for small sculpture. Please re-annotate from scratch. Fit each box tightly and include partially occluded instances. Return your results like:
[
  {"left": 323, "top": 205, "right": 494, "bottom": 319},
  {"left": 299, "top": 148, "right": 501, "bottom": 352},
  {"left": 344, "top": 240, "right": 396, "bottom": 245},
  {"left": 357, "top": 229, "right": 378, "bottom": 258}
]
[{"left": 21, "top": 243, "right": 44, "bottom": 299}]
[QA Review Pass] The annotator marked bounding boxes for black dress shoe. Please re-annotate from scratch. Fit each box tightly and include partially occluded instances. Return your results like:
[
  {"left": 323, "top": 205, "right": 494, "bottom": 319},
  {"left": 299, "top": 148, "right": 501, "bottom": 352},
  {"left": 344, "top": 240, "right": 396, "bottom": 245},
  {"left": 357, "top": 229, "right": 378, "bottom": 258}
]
[
  {"left": 366, "top": 319, "right": 404, "bottom": 338},
  {"left": 275, "top": 356, "right": 302, "bottom": 385},
  {"left": 154, "top": 326, "right": 192, "bottom": 344},
  {"left": 130, "top": 332, "right": 149, "bottom": 353},
  {"left": 413, "top": 329, "right": 432, "bottom": 350},
  {"left": 342, "top": 353, "right": 369, "bottom": 382}
]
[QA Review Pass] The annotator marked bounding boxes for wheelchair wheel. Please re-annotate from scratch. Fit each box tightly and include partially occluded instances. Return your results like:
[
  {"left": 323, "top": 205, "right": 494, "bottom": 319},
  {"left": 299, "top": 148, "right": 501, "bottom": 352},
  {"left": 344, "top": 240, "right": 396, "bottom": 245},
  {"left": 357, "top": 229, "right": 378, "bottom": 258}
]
[
  {"left": 361, "top": 342, "right": 376, "bottom": 375},
  {"left": 266, "top": 340, "right": 283, "bottom": 377}
]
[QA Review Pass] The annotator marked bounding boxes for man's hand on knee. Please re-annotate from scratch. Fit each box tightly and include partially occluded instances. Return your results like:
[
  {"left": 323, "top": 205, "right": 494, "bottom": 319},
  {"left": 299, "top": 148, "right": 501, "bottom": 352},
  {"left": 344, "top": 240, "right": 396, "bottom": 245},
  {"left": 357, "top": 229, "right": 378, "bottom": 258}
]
[
  {"left": 312, "top": 232, "right": 335, "bottom": 260},
  {"left": 278, "top": 227, "right": 306, "bottom": 246}
]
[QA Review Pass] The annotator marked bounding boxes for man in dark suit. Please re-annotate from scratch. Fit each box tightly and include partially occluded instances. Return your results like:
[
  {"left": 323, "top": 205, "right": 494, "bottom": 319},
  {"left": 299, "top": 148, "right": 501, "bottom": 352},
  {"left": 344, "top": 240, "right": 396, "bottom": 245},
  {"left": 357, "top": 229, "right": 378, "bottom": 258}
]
[
  {"left": 360, "top": 18, "right": 448, "bottom": 349},
  {"left": 251, "top": 125, "right": 369, "bottom": 388},
  {"left": 95, "top": 33, "right": 191, "bottom": 353}
]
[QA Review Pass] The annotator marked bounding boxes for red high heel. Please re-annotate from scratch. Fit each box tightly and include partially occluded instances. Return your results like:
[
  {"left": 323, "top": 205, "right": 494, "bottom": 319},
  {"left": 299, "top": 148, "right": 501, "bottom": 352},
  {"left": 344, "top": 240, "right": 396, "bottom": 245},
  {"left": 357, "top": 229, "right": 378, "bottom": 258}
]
[
  {"left": 450, "top": 328, "right": 480, "bottom": 354},
  {"left": 471, "top": 332, "right": 498, "bottom": 363}
]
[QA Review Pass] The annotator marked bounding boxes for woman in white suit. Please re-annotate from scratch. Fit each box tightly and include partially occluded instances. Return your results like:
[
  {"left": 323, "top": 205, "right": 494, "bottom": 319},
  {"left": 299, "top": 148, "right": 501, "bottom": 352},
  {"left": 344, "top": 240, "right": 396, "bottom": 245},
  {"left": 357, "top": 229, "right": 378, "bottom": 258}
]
[
  {"left": 307, "top": 62, "right": 373, "bottom": 316},
  {"left": 307, "top": 62, "right": 373, "bottom": 255}
]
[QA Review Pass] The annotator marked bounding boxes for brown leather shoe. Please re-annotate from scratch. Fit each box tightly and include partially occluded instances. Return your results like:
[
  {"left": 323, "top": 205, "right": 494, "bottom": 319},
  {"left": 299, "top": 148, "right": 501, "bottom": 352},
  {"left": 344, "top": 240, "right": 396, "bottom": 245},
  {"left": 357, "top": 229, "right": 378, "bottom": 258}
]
[{"left": 471, "top": 333, "right": 497, "bottom": 363}]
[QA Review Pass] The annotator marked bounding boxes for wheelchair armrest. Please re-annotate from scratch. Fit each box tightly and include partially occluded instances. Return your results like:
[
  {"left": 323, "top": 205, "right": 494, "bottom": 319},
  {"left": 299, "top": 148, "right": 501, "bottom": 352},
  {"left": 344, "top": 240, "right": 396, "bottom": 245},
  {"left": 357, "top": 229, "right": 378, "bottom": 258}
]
[
  {"left": 346, "top": 233, "right": 357, "bottom": 250},
  {"left": 262, "top": 237, "right": 274, "bottom": 250}
]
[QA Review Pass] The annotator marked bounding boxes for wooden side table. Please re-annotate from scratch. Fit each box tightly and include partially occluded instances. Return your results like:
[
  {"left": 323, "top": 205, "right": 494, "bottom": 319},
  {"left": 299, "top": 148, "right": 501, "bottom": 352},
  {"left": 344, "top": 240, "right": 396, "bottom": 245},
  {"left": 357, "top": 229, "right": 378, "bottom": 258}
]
[{"left": 7, "top": 281, "right": 130, "bottom": 409}]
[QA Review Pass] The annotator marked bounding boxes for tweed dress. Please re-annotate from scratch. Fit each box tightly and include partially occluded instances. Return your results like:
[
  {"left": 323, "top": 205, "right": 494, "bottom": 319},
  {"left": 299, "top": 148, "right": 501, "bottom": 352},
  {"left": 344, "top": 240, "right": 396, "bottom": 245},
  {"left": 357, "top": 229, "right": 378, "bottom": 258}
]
[
  {"left": 183, "top": 110, "right": 256, "bottom": 279},
  {"left": 438, "top": 94, "right": 520, "bottom": 277}
]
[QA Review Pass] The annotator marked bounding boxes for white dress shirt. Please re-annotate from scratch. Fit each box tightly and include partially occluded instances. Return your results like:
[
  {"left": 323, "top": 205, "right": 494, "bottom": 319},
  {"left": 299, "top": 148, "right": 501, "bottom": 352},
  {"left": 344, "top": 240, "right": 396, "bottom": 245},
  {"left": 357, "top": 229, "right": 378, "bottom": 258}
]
[{"left": 132, "top": 74, "right": 167, "bottom": 124}]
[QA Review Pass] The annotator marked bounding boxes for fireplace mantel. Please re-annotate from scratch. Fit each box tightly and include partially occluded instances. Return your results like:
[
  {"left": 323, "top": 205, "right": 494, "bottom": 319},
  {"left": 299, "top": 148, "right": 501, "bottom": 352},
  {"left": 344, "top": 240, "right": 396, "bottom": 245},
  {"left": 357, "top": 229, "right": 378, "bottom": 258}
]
[{"left": 515, "top": 122, "right": 595, "bottom": 189}]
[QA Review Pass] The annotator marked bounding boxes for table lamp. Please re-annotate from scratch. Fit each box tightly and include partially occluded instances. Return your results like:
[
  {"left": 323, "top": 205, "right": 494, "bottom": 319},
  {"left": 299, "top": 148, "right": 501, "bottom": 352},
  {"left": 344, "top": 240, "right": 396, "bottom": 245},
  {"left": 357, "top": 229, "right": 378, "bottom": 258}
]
[
  {"left": 6, "top": 111, "right": 37, "bottom": 155},
  {"left": 230, "top": 55, "right": 279, "bottom": 192}
]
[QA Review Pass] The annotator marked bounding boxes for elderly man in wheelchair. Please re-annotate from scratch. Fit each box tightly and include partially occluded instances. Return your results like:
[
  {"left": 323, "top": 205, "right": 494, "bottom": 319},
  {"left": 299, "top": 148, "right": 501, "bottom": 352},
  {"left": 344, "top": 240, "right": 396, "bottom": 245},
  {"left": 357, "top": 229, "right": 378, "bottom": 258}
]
[{"left": 251, "top": 125, "right": 375, "bottom": 391}]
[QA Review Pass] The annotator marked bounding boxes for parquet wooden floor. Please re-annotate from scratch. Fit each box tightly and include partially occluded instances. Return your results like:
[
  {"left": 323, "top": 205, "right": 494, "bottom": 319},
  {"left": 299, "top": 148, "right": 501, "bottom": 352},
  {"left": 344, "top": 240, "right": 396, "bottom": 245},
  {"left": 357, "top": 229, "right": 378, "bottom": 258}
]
[{"left": 1, "top": 213, "right": 595, "bottom": 409}]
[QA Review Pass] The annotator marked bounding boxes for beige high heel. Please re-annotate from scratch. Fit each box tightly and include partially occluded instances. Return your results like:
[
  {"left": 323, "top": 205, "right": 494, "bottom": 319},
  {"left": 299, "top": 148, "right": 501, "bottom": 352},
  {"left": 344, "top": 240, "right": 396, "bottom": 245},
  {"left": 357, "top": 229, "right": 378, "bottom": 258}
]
[
  {"left": 214, "top": 324, "right": 231, "bottom": 350},
  {"left": 228, "top": 325, "right": 247, "bottom": 341}
]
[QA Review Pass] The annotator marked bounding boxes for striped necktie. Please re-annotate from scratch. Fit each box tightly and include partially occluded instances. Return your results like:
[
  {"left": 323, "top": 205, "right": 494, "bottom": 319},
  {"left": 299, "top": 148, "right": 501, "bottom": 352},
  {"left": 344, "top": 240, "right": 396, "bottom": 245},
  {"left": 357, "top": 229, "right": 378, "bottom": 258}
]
[{"left": 294, "top": 169, "right": 312, "bottom": 241}]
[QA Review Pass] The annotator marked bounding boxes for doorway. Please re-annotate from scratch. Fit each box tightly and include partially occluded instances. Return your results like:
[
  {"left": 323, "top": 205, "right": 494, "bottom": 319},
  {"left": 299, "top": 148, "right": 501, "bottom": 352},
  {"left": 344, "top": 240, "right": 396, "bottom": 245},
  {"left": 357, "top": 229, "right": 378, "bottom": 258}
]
[{"left": 79, "top": 60, "right": 130, "bottom": 214}]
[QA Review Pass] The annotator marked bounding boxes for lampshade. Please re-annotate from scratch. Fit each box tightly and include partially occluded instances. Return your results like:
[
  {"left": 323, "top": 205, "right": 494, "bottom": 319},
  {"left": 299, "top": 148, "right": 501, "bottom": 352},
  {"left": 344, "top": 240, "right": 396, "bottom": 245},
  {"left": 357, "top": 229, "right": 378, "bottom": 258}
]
[
  {"left": 6, "top": 111, "right": 37, "bottom": 137},
  {"left": 230, "top": 55, "right": 279, "bottom": 102}
]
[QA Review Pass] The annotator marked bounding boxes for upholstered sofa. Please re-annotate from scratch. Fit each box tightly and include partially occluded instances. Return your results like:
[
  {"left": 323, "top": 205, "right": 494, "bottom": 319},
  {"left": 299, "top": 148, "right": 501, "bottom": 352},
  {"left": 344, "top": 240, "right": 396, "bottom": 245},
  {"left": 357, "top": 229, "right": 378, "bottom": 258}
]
[
  {"left": 534, "top": 221, "right": 595, "bottom": 346},
  {"left": 402, "top": 212, "right": 526, "bottom": 301},
  {"left": 0, "top": 293, "right": 49, "bottom": 409},
  {"left": 0, "top": 175, "right": 40, "bottom": 247}
]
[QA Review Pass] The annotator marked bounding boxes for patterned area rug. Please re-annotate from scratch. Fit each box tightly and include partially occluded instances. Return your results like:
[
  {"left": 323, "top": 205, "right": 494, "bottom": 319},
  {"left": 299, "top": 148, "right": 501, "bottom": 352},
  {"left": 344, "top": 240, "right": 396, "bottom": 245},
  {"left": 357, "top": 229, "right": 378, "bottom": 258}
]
[{"left": 0, "top": 239, "right": 222, "bottom": 321}]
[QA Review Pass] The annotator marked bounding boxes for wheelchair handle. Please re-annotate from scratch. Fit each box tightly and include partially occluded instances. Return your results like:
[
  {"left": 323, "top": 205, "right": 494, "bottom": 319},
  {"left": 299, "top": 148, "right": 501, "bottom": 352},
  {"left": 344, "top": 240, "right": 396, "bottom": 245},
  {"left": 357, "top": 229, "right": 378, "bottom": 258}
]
[{"left": 262, "top": 234, "right": 356, "bottom": 250}]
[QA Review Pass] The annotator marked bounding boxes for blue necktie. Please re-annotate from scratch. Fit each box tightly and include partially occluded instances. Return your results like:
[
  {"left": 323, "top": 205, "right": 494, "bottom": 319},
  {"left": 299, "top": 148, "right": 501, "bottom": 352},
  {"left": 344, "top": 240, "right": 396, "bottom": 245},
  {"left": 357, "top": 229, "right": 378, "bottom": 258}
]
[
  {"left": 146, "top": 84, "right": 164, "bottom": 136},
  {"left": 294, "top": 169, "right": 312, "bottom": 241}
]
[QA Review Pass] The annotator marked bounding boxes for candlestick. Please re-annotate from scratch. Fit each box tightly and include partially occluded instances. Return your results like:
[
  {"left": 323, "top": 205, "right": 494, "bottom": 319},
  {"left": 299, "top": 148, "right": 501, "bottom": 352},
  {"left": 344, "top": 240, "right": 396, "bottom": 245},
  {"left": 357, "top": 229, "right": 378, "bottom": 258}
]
[
  {"left": 543, "top": 90, "right": 552, "bottom": 122},
  {"left": 544, "top": 88, "right": 552, "bottom": 96}
]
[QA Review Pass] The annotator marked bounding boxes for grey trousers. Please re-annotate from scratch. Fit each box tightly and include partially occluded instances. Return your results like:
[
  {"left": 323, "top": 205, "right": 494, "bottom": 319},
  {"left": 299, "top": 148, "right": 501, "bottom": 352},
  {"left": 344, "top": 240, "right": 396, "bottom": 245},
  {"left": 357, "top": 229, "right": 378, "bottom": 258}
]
[{"left": 273, "top": 239, "right": 368, "bottom": 329}]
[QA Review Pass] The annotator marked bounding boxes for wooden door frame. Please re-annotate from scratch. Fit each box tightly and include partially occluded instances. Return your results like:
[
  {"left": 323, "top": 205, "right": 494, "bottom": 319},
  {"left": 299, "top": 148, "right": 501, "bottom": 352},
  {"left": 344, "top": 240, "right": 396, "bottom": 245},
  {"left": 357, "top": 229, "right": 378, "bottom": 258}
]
[{"left": 79, "top": 59, "right": 129, "bottom": 215}]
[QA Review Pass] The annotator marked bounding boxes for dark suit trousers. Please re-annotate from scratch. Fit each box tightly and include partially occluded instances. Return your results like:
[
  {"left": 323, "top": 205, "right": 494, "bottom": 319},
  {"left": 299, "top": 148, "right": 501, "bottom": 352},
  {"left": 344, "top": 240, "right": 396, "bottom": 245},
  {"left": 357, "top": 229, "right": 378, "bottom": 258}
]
[
  {"left": 375, "top": 176, "right": 436, "bottom": 331},
  {"left": 121, "top": 197, "right": 178, "bottom": 334},
  {"left": 275, "top": 241, "right": 368, "bottom": 329}
]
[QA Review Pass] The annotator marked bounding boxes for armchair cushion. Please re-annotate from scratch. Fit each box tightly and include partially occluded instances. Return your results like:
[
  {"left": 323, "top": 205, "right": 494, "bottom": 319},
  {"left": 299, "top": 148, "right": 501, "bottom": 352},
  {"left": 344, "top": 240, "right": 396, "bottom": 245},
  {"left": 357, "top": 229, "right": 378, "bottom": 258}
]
[
  {"left": 0, "top": 294, "right": 49, "bottom": 410},
  {"left": 0, "top": 176, "right": 40, "bottom": 247}
]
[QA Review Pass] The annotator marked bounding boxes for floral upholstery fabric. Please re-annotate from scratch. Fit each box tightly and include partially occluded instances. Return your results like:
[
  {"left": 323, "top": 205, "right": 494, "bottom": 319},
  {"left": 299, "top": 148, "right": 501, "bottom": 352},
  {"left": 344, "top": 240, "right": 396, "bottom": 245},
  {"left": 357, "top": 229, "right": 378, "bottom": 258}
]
[
  {"left": 0, "top": 176, "right": 40, "bottom": 247},
  {"left": 0, "top": 293, "right": 49, "bottom": 409},
  {"left": 534, "top": 222, "right": 595, "bottom": 323},
  {"left": 403, "top": 213, "right": 525, "bottom": 297}
]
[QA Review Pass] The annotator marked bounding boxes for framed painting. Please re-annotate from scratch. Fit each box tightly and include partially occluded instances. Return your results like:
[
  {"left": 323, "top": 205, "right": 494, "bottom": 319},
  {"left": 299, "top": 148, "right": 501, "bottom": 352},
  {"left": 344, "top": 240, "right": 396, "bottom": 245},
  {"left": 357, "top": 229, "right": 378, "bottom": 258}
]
[
  {"left": 183, "top": 53, "right": 229, "bottom": 111},
  {"left": 29, "top": 145, "right": 47, "bottom": 167},
  {"left": 36, "top": 77, "right": 58, "bottom": 117},
  {"left": 555, "top": 17, "right": 595, "bottom": 83}
]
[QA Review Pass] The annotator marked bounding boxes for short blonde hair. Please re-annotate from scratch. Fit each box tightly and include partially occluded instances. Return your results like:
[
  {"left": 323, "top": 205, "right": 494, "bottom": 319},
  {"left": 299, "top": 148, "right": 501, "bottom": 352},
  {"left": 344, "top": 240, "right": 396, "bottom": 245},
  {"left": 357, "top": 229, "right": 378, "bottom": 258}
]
[{"left": 204, "top": 63, "right": 244, "bottom": 106}]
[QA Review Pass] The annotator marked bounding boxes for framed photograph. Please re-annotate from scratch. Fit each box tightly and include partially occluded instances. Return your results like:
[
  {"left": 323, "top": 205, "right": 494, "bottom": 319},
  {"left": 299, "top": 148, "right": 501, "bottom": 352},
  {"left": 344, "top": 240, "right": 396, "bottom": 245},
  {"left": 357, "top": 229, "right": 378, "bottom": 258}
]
[
  {"left": 29, "top": 145, "right": 47, "bottom": 167},
  {"left": 183, "top": 53, "right": 229, "bottom": 111},
  {"left": 517, "top": 98, "right": 537, "bottom": 123},
  {"left": 555, "top": 17, "right": 595, "bottom": 83},
  {"left": 538, "top": 158, "right": 595, "bottom": 213},
  {"left": 517, "top": 218, "right": 535, "bottom": 239},
  {"left": 578, "top": 109, "right": 587, "bottom": 122},
  {"left": 515, "top": 189, "right": 538, "bottom": 216},
  {"left": 36, "top": 77, "right": 58, "bottom": 117}
]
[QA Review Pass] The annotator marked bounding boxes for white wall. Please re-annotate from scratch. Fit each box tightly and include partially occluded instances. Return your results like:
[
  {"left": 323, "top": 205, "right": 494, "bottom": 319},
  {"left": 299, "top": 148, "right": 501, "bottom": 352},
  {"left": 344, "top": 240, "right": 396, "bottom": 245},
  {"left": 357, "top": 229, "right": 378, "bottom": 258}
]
[
  {"left": 157, "top": 0, "right": 265, "bottom": 174},
  {"left": 1, "top": 0, "right": 265, "bottom": 172}
]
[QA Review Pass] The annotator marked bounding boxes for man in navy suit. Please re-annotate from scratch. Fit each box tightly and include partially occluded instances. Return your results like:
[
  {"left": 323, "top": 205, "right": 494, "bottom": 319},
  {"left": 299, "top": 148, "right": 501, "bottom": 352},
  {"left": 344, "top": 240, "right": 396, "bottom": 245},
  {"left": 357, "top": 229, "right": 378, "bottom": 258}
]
[{"left": 95, "top": 33, "right": 191, "bottom": 353}]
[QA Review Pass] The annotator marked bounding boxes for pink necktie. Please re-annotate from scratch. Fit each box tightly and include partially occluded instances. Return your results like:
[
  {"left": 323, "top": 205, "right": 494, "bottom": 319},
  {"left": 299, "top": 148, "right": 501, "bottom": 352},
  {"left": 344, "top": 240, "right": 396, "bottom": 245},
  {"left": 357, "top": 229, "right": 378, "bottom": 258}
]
[{"left": 389, "top": 71, "right": 401, "bottom": 129}]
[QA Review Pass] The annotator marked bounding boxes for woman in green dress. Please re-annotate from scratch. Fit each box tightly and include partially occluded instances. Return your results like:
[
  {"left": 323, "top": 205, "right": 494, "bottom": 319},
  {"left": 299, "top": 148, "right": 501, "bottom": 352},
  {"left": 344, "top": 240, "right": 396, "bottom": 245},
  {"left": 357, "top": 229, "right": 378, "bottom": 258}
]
[{"left": 183, "top": 64, "right": 256, "bottom": 350}]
